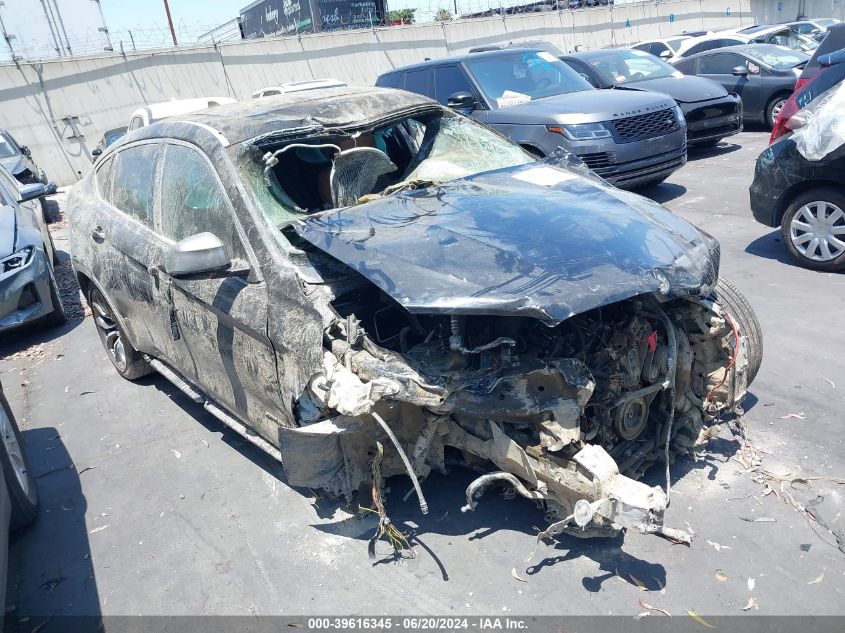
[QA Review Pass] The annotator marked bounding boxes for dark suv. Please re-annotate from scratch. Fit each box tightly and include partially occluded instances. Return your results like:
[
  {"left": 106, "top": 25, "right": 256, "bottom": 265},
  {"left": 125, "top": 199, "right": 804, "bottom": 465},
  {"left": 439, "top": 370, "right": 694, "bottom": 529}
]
[{"left": 376, "top": 49, "right": 687, "bottom": 189}]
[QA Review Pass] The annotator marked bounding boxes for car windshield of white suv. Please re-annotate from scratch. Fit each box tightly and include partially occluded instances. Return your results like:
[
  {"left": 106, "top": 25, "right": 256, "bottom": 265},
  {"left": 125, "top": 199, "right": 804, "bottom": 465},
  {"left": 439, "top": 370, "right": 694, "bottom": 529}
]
[
  {"left": 586, "top": 49, "right": 682, "bottom": 85},
  {"left": 466, "top": 50, "right": 593, "bottom": 107},
  {"left": 0, "top": 135, "right": 18, "bottom": 159}
]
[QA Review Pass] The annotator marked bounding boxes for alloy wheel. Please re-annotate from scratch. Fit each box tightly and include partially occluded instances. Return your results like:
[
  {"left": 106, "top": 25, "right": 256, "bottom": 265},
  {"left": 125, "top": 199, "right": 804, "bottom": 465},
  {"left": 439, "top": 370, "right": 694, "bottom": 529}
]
[
  {"left": 789, "top": 200, "right": 845, "bottom": 262},
  {"left": 91, "top": 293, "right": 128, "bottom": 372},
  {"left": 770, "top": 99, "right": 787, "bottom": 126}
]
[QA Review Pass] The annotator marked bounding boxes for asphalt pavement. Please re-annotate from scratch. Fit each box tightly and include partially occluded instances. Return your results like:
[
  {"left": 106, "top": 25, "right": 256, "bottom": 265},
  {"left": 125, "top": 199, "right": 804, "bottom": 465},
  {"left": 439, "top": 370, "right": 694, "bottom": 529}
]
[{"left": 1, "top": 129, "right": 844, "bottom": 626}]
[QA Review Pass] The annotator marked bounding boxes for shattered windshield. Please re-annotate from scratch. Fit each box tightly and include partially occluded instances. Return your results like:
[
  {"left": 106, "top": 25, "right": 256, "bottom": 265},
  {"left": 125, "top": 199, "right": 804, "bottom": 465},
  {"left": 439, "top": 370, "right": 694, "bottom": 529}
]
[
  {"left": 248, "top": 110, "right": 534, "bottom": 222},
  {"left": 466, "top": 50, "right": 593, "bottom": 107},
  {"left": 585, "top": 50, "right": 682, "bottom": 85}
]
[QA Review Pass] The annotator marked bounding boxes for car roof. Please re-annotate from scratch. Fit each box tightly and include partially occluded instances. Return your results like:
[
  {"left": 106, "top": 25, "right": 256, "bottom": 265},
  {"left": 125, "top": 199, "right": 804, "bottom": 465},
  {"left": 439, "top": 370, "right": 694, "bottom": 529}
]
[
  {"left": 635, "top": 36, "right": 691, "bottom": 45},
  {"left": 679, "top": 43, "right": 807, "bottom": 64},
  {"left": 146, "top": 86, "right": 435, "bottom": 146},
  {"left": 384, "top": 48, "right": 548, "bottom": 74},
  {"left": 253, "top": 79, "right": 346, "bottom": 96},
  {"left": 141, "top": 97, "right": 238, "bottom": 120},
  {"left": 567, "top": 48, "right": 647, "bottom": 60}
]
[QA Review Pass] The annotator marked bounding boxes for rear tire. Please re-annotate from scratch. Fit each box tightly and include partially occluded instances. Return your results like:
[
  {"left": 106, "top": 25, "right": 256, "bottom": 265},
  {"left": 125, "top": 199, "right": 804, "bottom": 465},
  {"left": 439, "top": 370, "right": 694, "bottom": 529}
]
[
  {"left": 0, "top": 391, "right": 39, "bottom": 531},
  {"left": 780, "top": 187, "right": 845, "bottom": 272},
  {"left": 88, "top": 287, "right": 152, "bottom": 380},
  {"left": 711, "top": 278, "right": 763, "bottom": 385},
  {"left": 43, "top": 264, "right": 67, "bottom": 327},
  {"left": 766, "top": 93, "right": 790, "bottom": 129}
]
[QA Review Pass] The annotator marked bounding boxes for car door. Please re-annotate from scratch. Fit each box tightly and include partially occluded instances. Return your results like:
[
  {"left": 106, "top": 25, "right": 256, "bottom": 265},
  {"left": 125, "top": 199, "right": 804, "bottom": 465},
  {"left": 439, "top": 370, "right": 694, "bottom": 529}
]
[
  {"left": 697, "top": 52, "right": 765, "bottom": 115},
  {"left": 155, "top": 141, "right": 279, "bottom": 425},
  {"left": 93, "top": 142, "right": 191, "bottom": 365}
]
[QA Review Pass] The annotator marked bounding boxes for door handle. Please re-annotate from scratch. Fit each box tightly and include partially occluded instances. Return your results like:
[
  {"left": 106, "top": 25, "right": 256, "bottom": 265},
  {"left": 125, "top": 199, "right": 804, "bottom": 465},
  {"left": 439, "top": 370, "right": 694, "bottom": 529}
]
[{"left": 91, "top": 226, "right": 105, "bottom": 243}]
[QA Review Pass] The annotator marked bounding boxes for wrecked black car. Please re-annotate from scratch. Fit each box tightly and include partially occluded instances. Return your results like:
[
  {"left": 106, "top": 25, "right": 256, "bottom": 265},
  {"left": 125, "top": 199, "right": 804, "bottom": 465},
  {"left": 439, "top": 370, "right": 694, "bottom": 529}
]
[{"left": 66, "top": 87, "right": 762, "bottom": 549}]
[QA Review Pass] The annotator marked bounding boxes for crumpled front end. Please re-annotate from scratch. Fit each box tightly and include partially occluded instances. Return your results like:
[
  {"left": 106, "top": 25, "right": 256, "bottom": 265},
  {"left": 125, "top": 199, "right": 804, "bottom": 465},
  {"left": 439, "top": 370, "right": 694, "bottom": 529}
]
[{"left": 277, "top": 272, "right": 748, "bottom": 545}]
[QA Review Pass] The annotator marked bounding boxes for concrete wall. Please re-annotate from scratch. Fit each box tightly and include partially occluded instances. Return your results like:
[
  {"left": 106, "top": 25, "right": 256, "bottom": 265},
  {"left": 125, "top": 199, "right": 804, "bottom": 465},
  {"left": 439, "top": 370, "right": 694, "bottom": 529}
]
[{"left": 2, "top": 0, "right": 842, "bottom": 184}]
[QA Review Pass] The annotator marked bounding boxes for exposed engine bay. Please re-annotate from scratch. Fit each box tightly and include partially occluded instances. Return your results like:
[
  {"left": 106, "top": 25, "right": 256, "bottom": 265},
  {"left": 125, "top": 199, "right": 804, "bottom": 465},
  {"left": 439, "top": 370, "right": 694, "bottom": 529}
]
[{"left": 281, "top": 258, "right": 750, "bottom": 548}]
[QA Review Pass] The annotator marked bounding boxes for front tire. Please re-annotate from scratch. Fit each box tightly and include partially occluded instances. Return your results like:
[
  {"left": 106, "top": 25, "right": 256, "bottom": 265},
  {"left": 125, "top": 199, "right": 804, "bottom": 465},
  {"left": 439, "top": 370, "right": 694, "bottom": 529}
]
[
  {"left": 711, "top": 279, "right": 763, "bottom": 385},
  {"left": 0, "top": 391, "right": 38, "bottom": 531},
  {"left": 780, "top": 187, "right": 845, "bottom": 272},
  {"left": 88, "top": 287, "right": 152, "bottom": 380}
]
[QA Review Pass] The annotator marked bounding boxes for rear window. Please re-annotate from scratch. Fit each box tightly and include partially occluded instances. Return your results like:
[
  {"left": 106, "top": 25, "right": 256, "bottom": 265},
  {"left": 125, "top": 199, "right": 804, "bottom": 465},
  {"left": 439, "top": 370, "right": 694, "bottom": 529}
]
[
  {"left": 111, "top": 144, "right": 158, "bottom": 227},
  {"left": 404, "top": 69, "right": 434, "bottom": 98},
  {"left": 376, "top": 72, "right": 402, "bottom": 89},
  {"left": 96, "top": 155, "right": 114, "bottom": 200},
  {"left": 433, "top": 66, "right": 475, "bottom": 104}
]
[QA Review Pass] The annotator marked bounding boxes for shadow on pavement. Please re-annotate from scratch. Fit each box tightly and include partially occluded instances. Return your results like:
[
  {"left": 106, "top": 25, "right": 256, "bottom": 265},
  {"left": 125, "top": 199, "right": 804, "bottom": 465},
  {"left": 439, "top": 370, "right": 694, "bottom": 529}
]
[
  {"left": 146, "top": 374, "right": 286, "bottom": 481},
  {"left": 639, "top": 182, "right": 687, "bottom": 204},
  {"left": 688, "top": 140, "right": 742, "bottom": 160},
  {"left": 5, "top": 428, "right": 102, "bottom": 633}
]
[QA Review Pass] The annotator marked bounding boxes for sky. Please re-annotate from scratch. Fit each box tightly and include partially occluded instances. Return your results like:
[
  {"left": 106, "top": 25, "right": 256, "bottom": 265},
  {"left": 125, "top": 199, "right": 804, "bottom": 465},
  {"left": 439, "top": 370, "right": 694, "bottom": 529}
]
[{"left": 99, "top": 0, "right": 429, "bottom": 44}]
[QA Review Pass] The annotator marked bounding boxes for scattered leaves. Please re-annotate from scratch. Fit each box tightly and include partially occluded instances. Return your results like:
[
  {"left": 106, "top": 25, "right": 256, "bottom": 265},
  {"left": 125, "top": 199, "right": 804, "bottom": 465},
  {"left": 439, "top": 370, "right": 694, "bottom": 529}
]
[
  {"left": 714, "top": 569, "right": 728, "bottom": 582},
  {"left": 778, "top": 412, "right": 806, "bottom": 420},
  {"left": 706, "top": 540, "right": 732, "bottom": 552},
  {"left": 88, "top": 524, "right": 110, "bottom": 534},
  {"left": 686, "top": 610, "right": 715, "bottom": 628},
  {"left": 511, "top": 568, "right": 527, "bottom": 583},
  {"left": 808, "top": 573, "right": 824, "bottom": 585},
  {"left": 171, "top": 449, "right": 182, "bottom": 459},
  {"left": 747, "top": 577, "right": 755, "bottom": 591},
  {"left": 741, "top": 597, "right": 758, "bottom": 611},
  {"left": 739, "top": 516, "right": 776, "bottom": 522},
  {"left": 639, "top": 599, "right": 671, "bottom": 617}
]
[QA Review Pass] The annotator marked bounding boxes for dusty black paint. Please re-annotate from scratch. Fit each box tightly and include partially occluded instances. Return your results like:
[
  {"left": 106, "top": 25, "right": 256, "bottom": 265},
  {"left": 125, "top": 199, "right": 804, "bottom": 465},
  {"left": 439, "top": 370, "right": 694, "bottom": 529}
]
[{"left": 293, "top": 162, "right": 720, "bottom": 325}]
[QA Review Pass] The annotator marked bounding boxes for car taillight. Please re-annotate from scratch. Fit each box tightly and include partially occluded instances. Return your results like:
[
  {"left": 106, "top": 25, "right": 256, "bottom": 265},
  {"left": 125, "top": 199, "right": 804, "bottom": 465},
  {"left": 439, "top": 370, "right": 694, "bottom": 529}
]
[
  {"left": 769, "top": 93, "right": 800, "bottom": 143},
  {"left": 769, "top": 67, "right": 828, "bottom": 144}
]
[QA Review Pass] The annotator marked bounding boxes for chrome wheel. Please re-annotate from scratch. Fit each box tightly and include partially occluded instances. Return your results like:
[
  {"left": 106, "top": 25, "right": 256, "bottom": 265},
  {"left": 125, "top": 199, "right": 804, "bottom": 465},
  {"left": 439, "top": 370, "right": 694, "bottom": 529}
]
[
  {"left": 770, "top": 98, "right": 787, "bottom": 126},
  {"left": 789, "top": 200, "right": 845, "bottom": 262},
  {"left": 91, "top": 292, "right": 128, "bottom": 372},
  {"left": 0, "top": 405, "right": 30, "bottom": 496}
]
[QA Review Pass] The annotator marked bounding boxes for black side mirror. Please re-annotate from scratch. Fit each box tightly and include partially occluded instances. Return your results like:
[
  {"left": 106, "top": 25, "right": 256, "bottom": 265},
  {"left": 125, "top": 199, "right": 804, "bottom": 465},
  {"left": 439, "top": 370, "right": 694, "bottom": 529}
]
[
  {"left": 20, "top": 145, "right": 31, "bottom": 158},
  {"left": 91, "top": 148, "right": 103, "bottom": 161},
  {"left": 659, "top": 50, "right": 672, "bottom": 59},
  {"left": 447, "top": 91, "right": 479, "bottom": 110},
  {"left": 18, "top": 183, "right": 46, "bottom": 202},
  {"left": 731, "top": 66, "right": 749, "bottom": 77}
]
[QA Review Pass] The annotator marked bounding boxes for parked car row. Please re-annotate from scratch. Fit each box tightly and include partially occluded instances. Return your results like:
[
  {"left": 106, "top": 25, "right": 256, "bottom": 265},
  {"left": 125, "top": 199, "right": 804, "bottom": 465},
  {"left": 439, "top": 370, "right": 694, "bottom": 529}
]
[{"left": 750, "top": 21, "right": 845, "bottom": 271}]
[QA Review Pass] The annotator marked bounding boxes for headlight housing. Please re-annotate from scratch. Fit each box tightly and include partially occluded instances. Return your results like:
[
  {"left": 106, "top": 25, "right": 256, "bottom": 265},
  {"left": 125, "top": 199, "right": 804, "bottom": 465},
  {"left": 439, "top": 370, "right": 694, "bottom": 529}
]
[
  {"left": 674, "top": 104, "right": 686, "bottom": 125},
  {"left": 1, "top": 246, "right": 34, "bottom": 274},
  {"left": 548, "top": 123, "right": 612, "bottom": 141}
]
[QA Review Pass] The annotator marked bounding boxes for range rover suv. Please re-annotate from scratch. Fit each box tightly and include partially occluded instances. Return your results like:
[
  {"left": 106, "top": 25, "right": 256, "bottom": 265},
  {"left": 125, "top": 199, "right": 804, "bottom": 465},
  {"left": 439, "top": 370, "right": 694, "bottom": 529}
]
[{"left": 377, "top": 48, "right": 688, "bottom": 189}]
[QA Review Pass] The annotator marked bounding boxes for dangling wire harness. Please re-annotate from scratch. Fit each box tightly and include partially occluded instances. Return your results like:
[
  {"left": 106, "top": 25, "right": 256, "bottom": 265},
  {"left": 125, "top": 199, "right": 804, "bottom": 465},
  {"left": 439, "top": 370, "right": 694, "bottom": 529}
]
[{"left": 360, "top": 442, "right": 416, "bottom": 561}]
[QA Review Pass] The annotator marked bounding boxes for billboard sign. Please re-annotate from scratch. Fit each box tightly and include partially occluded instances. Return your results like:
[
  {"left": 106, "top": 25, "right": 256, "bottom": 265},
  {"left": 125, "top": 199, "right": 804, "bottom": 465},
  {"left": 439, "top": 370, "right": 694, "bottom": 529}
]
[
  {"left": 316, "top": 0, "right": 384, "bottom": 31},
  {"left": 240, "top": 0, "right": 315, "bottom": 38}
]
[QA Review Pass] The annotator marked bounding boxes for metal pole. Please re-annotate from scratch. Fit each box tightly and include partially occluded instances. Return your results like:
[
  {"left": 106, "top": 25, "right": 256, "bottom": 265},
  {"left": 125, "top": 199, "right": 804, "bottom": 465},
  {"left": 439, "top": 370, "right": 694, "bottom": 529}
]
[
  {"left": 129, "top": 30, "right": 136, "bottom": 52},
  {"left": 48, "top": 0, "right": 73, "bottom": 55},
  {"left": 163, "top": 0, "right": 178, "bottom": 46}
]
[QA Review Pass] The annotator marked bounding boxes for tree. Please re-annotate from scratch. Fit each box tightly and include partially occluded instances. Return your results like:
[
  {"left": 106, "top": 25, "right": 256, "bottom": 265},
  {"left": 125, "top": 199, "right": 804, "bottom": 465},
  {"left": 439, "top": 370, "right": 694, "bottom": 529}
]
[
  {"left": 435, "top": 8, "right": 453, "bottom": 21},
  {"left": 387, "top": 8, "right": 417, "bottom": 24}
]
